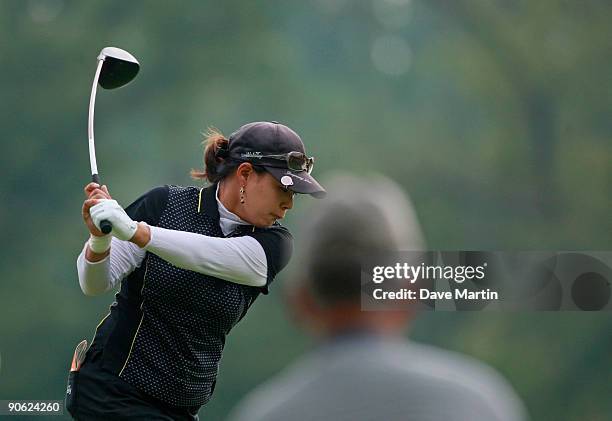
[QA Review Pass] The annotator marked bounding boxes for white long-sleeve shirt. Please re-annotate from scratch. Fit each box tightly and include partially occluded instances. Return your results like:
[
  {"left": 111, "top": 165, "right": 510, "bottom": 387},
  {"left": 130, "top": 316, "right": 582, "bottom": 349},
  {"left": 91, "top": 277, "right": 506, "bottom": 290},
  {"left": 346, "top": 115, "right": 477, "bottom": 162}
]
[{"left": 77, "top": 185, "right": 269, "bottom": 295}]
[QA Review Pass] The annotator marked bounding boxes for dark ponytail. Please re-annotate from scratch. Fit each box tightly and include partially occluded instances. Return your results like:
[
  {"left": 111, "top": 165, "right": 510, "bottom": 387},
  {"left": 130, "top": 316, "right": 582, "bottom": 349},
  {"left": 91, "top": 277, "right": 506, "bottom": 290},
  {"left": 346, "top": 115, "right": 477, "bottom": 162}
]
[
  {"left": 190, "top": 127, "right": 265, "bottom": 184},
  {"left": 190, "top": 127, "right": 230, "bottom": 183}
]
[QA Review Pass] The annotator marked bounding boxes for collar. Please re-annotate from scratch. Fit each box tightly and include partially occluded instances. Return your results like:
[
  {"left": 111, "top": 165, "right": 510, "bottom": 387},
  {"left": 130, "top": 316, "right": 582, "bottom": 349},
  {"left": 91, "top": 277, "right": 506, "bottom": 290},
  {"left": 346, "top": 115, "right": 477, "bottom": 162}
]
[
  {"left": 215, "top": 183, "right": 250, "bottom": 225},
  {"left": 216, "top": 183, "right": 251, "bottom": 236},
  {"left": 197, "top": 181, "right": 287, "bottom": 236},
  {"left": 198, "top": 183, "right": 259, "bottom": 235},
  {"left": 198, "top": 183, "right": 220, "bottom": 220}
]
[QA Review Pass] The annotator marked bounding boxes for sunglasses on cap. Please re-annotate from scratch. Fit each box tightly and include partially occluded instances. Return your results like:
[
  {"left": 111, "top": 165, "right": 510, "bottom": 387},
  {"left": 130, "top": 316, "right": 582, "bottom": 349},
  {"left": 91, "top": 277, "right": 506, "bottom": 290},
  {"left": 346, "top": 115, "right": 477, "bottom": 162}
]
[{"left": 240, "top": 151, "right": 315, "bottom": 174}]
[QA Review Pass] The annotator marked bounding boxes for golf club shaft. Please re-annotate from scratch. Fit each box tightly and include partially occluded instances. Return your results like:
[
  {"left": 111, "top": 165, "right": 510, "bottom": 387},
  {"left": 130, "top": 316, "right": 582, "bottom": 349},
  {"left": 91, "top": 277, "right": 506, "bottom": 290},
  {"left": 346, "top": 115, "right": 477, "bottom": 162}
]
[{"left": 88, "top": 58, "right": 112, "bottom": 235}]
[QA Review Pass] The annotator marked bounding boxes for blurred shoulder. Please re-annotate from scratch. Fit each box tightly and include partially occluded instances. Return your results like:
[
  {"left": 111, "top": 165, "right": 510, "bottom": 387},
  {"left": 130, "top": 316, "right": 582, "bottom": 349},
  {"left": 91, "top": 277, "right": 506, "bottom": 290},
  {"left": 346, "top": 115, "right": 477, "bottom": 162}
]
[
  {"left": 399, "top": 341, "right": 528, "bottom": 420},
  {"left": 226, "top": 354, "right": 319, "bottom": 421},
  {"left": 228, "top": 340, "right": 528, "bottom": 421}
]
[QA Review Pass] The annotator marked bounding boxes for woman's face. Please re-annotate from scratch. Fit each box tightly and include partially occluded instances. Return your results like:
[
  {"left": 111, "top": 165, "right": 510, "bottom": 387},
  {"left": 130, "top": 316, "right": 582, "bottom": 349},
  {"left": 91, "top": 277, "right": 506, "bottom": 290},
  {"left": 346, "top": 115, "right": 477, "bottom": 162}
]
[{"left": 243, "top": 169, "right": 295, "bottom": 227}]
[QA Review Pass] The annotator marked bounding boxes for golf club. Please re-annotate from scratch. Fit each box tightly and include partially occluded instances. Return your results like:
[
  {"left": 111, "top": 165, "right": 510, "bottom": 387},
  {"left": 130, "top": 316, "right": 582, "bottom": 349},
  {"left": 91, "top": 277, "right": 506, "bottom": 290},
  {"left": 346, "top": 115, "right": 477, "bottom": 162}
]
[{"left": 88, "top": 47, "right": 140, "bottom": 234}]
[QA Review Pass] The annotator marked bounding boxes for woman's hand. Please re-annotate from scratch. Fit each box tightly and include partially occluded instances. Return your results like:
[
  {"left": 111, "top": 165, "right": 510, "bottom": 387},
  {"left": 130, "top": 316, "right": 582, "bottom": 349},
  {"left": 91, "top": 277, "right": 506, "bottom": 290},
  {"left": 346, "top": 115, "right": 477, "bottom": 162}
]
[
  {"left": 82, "top": 183, "right": 112, "bottom": 237},
  {"left": 90, "top": 200, "right": 138, "bottom": 241}
]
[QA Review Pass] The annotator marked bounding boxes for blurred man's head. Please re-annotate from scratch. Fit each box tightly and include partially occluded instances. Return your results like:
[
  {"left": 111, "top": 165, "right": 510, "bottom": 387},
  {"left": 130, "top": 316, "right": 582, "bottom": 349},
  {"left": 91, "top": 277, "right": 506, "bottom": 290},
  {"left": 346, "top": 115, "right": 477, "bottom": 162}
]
[{"left": 286, "top": 173, "right": 425, "bottom": 338}]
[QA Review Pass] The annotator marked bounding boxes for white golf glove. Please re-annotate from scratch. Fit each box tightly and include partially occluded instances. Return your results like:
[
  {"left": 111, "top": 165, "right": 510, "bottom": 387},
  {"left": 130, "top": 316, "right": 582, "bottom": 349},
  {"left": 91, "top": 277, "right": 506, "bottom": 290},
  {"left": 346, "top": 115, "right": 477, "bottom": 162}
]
[{"left": 90, "top": 199, "right": 138, "bottom": 241}]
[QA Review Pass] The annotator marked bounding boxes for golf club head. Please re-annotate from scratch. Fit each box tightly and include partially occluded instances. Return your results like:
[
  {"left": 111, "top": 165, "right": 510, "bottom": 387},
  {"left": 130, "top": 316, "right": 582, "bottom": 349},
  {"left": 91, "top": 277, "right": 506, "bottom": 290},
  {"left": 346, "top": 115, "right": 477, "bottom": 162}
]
[{"left": 98, "top": 47, "right": 140, "bottom": 89}]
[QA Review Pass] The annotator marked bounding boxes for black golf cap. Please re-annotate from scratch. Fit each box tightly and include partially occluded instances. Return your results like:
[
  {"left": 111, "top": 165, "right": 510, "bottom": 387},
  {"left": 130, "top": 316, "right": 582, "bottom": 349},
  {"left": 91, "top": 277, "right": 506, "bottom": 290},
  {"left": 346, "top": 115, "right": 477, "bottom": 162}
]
[{"left": 227, "top": 121, "right": 326, "bottom": 198}]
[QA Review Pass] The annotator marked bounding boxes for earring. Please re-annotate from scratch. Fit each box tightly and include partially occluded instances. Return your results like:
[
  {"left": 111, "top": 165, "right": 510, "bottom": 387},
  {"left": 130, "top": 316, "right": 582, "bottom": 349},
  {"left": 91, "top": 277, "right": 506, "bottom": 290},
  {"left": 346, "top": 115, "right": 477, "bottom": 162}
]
[{"left": 239, "top": 186, "right": 245, "bottom": 204}]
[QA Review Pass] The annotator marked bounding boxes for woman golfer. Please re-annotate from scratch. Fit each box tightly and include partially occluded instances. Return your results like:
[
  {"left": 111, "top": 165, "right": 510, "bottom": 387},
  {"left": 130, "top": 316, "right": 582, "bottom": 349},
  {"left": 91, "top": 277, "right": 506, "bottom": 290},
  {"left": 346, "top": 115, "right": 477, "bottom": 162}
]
[{"left": 66, "top": 121, "right": 325, "bottom": 420}]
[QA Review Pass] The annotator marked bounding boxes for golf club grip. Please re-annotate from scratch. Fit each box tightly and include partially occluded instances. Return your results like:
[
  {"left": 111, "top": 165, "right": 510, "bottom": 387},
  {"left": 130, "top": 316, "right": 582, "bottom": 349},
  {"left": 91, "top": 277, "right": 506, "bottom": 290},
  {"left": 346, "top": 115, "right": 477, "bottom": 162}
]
[
  {"left": 91, "top": 174, "right": 113, "bottom": 235},
  {"left": 100, "top": 220, "right": 112, "bottom": 235}
]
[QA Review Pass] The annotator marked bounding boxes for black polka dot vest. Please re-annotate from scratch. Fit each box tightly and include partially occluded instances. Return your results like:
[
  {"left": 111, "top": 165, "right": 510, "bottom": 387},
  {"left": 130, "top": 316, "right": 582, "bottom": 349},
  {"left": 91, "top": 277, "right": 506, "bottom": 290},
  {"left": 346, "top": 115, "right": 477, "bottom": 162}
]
[{"left": 115, "top": 186, "right": 261, "bottom": 407}]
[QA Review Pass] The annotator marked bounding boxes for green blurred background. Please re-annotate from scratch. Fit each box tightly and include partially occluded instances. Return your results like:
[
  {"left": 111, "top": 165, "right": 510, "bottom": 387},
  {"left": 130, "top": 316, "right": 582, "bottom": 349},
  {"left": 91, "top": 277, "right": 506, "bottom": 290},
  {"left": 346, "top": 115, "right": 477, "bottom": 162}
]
[{"left": 1, "top": 1, "right": 610, "bottom": 420}]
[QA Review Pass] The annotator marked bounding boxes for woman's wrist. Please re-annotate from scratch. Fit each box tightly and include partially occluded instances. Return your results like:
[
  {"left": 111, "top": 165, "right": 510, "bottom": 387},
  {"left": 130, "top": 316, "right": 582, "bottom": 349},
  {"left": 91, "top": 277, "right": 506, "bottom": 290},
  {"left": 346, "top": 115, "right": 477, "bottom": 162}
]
[
  {"left": 89, "top": 234, "right": 112, "bottom": 253},
  {"left": 130, "top": 222, "right": 152, "bottom": 248},
  {"left": 86, "top": 235, "right": 111, "bottom": 262}
]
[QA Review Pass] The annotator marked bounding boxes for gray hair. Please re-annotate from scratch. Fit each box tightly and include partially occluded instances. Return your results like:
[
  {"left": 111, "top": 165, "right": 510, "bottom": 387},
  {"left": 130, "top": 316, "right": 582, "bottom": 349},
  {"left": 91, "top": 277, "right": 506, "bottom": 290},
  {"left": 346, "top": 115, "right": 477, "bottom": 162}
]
[{"left": 290, "top": 172, "right": 425, "bottom": 306}]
